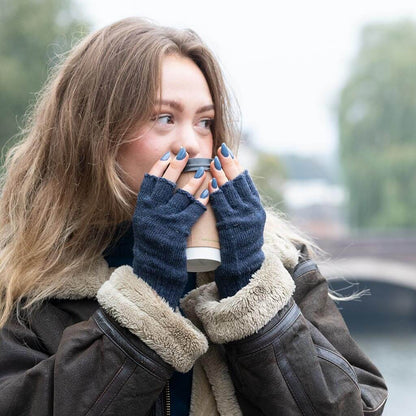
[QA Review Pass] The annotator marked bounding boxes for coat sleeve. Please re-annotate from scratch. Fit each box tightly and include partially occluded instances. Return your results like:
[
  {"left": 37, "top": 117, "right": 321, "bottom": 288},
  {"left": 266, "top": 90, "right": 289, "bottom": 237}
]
[
  {"left": 0, "top": 266, "right": 208, "bottom": 416},
  {"left": 182, "top": 252, "right": 388, "bottom": 416}
]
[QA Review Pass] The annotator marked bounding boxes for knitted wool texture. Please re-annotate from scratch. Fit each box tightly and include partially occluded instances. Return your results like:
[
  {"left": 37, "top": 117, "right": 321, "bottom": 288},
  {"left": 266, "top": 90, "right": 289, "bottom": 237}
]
[
  {"left": 210, "top": 170, "right": 266, "bottom": 298},
  {"left": 132, "top": 174, "right": 206, "bottom": 308}
]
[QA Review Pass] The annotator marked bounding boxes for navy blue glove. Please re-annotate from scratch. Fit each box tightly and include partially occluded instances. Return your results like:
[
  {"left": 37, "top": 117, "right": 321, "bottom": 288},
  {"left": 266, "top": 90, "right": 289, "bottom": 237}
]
[
  {"left": 132, "top": 174, "right": 206, "bottom": 308},
  {"left": 209, "top": 170, "right": 266, "bottom": 298}
]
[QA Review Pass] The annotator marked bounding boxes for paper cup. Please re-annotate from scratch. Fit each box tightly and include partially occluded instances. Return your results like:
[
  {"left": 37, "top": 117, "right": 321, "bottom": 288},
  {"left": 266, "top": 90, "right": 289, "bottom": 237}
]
[{"left": 177, "top": 158, "right": 221, "bottom": 272}]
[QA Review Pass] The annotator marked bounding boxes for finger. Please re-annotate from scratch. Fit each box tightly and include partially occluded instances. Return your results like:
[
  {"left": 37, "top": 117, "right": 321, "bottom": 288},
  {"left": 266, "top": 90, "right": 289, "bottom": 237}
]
[
  {"left": 208, "top": 177, "right": 219, "bottom": 194},
  {"left": 148, "top": 151, "right": 172, "bottom": 177},
  {"left": 208, "top": 184, "right": 231, "bottom": 210},
  {"left": 138, "top": 173, "right": 157, "bottom": 195},
  {"left": 210, "top": 156, "right": 229, "bottom": 187},
  {"left": 151, "top": 176, "right": 176, "bottom": 204},
  {"left": 227, "top": 172, "right": 254, "bottom": 202},
  {"left": 217, "top": 143, "right": 243, "bottom": 180},
  {"left": 163, "top": 147, "right": 189, "bottom": 183},
  {"left": 169, "top": 188, "right": 195, "bottom": 210},
  {"left": 244, "top": 171, "right": 260, "bottom": 195},
  {"left": 196, "top": 188, "right": 210, "bottom": 206},
  {"left": 180, "top": 168, "right": 207, "bottom": 195},
  {"left": 183, "top": 198, "right": 207, "bottom": 225}
]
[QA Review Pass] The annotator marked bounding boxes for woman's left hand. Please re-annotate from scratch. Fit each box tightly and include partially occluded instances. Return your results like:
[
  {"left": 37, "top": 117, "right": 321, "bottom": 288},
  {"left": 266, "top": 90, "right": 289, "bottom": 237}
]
[
  {"left": 208, "top": 143, "right": 244, "bottom": 186},
  {"left": 207, "top": 143, "right": 266, "bottom": 299}
]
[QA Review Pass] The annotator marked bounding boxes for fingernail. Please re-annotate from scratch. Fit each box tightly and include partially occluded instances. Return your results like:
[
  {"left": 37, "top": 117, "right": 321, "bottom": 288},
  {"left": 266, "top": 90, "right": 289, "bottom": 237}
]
[
  {"left": 176, "top": 147, "right": 187, "bottom": 160},
  {"left": 214, "top": 156, "right": 222, "bottom": 170},
  {"left": 212, "top": 178, "right": 218, "bottom": 189},
  {"left": 194, "top": 167, "right": 204, "bottom": 179},
  {"left": 200, "top": 189, "right": 209, "bottom": 198},
  {"left": 221, "top": 143, "right": 230, "bottom": 157},
  {"left": 229, "top": 148, "right": 235, "bottom": 159},
  {"left": 160, "top": 151, "right": 170, "bottom": 161}
]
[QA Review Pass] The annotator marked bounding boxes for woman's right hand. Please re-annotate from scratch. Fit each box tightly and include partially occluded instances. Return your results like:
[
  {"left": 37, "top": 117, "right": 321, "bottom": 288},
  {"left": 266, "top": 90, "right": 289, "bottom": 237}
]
[{"left": 131, "top": 148, "right": 209, "bottom": 309}]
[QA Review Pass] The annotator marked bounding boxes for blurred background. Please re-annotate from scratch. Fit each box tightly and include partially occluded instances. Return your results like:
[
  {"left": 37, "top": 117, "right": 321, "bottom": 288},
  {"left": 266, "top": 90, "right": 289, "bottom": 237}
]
[{"left": 1, "top": 0, "right": 415, "bottom": 413}]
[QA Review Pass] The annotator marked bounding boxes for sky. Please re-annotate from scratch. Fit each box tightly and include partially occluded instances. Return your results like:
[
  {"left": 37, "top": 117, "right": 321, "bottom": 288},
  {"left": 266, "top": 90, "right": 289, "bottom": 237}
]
[{"left": 76, "top": 0, "right": 416, "bottom": 157}]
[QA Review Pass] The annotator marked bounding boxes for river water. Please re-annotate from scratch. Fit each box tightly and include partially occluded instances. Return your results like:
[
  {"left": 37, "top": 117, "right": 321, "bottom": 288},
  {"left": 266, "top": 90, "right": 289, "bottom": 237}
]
[{"left": 354, "top": 331, "right": 416, "bottom": 415}]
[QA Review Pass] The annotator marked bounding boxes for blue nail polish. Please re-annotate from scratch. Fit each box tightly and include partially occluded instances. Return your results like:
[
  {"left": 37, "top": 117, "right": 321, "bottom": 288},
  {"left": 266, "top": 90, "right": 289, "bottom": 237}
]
[
  {"left": 160, "top": 151, "right": 170, "bottom": 161},
  {"left": 194, "top": 167, "right": 204, "bottom": 179},
  {"left": 200, "top": 189, "right": 209, "bottom": 198},
  {"left": 176, "top": 147, "right": 186, "bottom": 160},
  {"left": 214, "top": 156, "right": 222, "bottom": 170},
  {"left": 212, "top": 178, "right": 218, "bottom": 188},
  {"left": 221, "top": 143, "right": 230, "bottom": 157}
]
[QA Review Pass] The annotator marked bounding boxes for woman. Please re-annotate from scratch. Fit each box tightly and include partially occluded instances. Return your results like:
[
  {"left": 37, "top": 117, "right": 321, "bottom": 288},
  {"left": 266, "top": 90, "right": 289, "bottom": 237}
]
[{"left": 0, "top": 17, "right": 387, "bottom": 415}]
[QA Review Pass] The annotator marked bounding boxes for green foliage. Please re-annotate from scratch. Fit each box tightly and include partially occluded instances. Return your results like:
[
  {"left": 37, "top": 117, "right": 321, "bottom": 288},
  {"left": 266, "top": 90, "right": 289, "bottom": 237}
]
[
  {"left": 338, "top": 19, "right": 416, "bottom": 229},
  {"left": 0, "top": 0, "right": 90, "bottom": 152},
  {"left": 279, "top": 153, "right": 340, "bottom": 184},
  {"left": 251, "top": 152, "right": 286, "bottom": 210}
]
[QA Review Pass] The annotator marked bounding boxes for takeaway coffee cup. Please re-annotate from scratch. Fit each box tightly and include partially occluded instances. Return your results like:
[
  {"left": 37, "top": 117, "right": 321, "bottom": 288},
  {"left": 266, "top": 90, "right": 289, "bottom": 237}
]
[{"left": 177, "top": 158, "right": 221, "bottom": 272}]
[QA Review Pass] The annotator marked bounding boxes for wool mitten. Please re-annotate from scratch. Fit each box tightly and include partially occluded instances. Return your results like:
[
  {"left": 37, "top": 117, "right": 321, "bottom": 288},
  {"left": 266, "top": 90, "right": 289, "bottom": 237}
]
[
  {"left": 132, "top": 174, "right": 206, "bottom": 308},
  {"left": 209, "top": 170, "right": 266, "bottom": 298}
]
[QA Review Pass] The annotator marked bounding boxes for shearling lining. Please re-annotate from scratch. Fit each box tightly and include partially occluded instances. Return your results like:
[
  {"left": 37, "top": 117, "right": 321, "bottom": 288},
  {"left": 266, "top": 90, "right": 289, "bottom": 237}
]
[
  {"left": 97, "top": 265, "right": 208, "bottom": 372},
  {"left": 181, "top": 252, "right": 296, "bottom": 344}
]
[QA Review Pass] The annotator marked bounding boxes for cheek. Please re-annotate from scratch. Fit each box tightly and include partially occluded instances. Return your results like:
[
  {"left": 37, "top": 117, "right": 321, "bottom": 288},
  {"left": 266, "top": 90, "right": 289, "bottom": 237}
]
[
  {"left": 204, "top": 135, "right": 215, "bottom": 157},
  {"left": 117, "top": 142, "right": 147, "bottom": 190},
  {"left": 118, "top": 137, "right": 169, "bottom": 192}
]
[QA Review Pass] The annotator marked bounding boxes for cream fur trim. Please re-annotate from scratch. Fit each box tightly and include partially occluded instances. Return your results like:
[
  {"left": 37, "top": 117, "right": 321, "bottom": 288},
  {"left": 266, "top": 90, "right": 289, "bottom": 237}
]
[
  {"left": 200, "top": 345, "right": 242, "bottom": 415},
  {"left": 190, "top": 360, "right": 219, "bottom": 416},
  {"left": 96, "top": 266, "right": 208, "bottom": 373},
  {"left": 181, "top": 252, "right": 296, "bottom": 344},
  {"left": 189, "top": 348, "right": 242, "bottom": 415},
  {"left": 55, "top": 257, "right": 113, "bottom": 300}
]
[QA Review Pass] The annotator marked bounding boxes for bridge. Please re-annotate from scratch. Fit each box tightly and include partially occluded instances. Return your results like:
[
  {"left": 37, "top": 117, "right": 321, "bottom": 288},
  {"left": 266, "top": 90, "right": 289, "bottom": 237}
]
[
  {"left": 317, "top": 235, "right": 416, "bottom": 291},
  {"left": 319, "top": 258, "right": 416, "bottom": 291},
  {"left": 314, "top": 235, "right": 416, "bottom": 332}
]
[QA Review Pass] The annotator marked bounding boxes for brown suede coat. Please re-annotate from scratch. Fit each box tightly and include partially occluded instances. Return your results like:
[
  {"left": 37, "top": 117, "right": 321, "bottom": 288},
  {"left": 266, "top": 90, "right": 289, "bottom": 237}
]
[{"left": 0, "top": 221, "right": 387, "bottom": 415}]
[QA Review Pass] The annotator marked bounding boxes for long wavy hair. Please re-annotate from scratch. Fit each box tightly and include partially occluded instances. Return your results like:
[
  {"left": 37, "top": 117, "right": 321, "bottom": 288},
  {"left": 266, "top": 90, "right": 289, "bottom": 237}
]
[
  {"left": 0, "top": 17, "right": 320, "bottom": 328},
  {"left": 0, "top": 17, "right": 244, "bottom": 327}
]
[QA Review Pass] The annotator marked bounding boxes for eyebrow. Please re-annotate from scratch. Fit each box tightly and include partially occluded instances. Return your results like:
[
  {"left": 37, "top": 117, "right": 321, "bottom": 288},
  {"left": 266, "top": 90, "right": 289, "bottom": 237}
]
[{"left": 155, "top": 100, "right": 214, "bottom": 114}]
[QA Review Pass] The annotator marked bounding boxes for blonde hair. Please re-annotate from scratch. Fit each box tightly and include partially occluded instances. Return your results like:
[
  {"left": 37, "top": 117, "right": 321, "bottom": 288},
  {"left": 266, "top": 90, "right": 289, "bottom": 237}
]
[{"left": 0, "top": 17, "right": 320, "bottom": 328}]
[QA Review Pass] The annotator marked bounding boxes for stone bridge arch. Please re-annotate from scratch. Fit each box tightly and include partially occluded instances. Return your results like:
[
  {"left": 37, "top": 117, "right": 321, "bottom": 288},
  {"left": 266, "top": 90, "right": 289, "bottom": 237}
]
[{"left": 319, "top": 257, "right": 416, "bottom": 291}]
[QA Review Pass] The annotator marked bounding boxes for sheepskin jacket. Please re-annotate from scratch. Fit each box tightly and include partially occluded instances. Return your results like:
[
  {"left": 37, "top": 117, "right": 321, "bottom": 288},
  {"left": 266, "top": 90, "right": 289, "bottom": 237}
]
[{"left": 0, "top": 217, "right": 387, "bottom": 415}]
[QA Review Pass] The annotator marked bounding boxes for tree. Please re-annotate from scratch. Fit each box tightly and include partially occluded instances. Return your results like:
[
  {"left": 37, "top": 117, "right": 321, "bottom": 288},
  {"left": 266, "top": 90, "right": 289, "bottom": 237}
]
[
  {"left": 0, "top": 0, "right": 90, "bottom": 153},
  {"left": 338, "top": 20, "right": 416, "bottom": 229},
  {"left": 251, "top": 152, "right": 286, "bottom": 211}
]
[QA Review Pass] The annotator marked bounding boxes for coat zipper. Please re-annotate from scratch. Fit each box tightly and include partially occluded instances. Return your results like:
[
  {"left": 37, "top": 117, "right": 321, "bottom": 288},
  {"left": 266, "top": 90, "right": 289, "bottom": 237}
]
[{"left": 164, "top": 380, "right": 171, "bottom": 416}]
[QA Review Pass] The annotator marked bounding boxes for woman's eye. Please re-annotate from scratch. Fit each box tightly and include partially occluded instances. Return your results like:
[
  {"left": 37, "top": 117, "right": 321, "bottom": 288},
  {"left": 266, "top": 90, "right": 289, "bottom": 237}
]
[
  {"left": 153, "top": 114, "right": 173, "bottom": 125},
  {"left": 198, "top": 118, "right": 214, "bottom": 129}
]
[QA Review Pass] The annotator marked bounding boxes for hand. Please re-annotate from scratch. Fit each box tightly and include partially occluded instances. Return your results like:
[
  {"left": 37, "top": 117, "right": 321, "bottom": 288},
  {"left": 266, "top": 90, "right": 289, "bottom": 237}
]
[
  {"left": 208, "top": 143, "right": 244, "bottom": 187},
  {"left": 148, "top": 148, "right": 210, "bottom": 206},
  {"left": 132, "top": 148, "right": 209, "bottom": 308},
  {"left": 207, "top": 143, "right": 266, "bottom": 298}
]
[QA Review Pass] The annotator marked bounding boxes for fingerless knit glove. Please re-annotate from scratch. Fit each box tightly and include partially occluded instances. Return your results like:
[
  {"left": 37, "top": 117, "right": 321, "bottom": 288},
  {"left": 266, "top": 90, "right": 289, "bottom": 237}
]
[
  {"left": 132, "top": 174, "right": 206, "bottom": 308},
  {"left": 209, "top": 171, "right": 266, "bottom": 298}
]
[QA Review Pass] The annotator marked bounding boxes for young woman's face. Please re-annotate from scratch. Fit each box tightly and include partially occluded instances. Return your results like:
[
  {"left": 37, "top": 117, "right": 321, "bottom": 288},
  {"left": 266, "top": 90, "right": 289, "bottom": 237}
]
[{"left": 118, "top": 54, "right": 215, "bottom": 193}]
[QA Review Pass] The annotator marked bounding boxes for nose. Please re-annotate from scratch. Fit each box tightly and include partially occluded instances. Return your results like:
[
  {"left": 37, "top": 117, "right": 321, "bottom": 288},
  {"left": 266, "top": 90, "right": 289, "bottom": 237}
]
[{"left": 171, "top": 126, "right": 202, "bottom": 158}]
